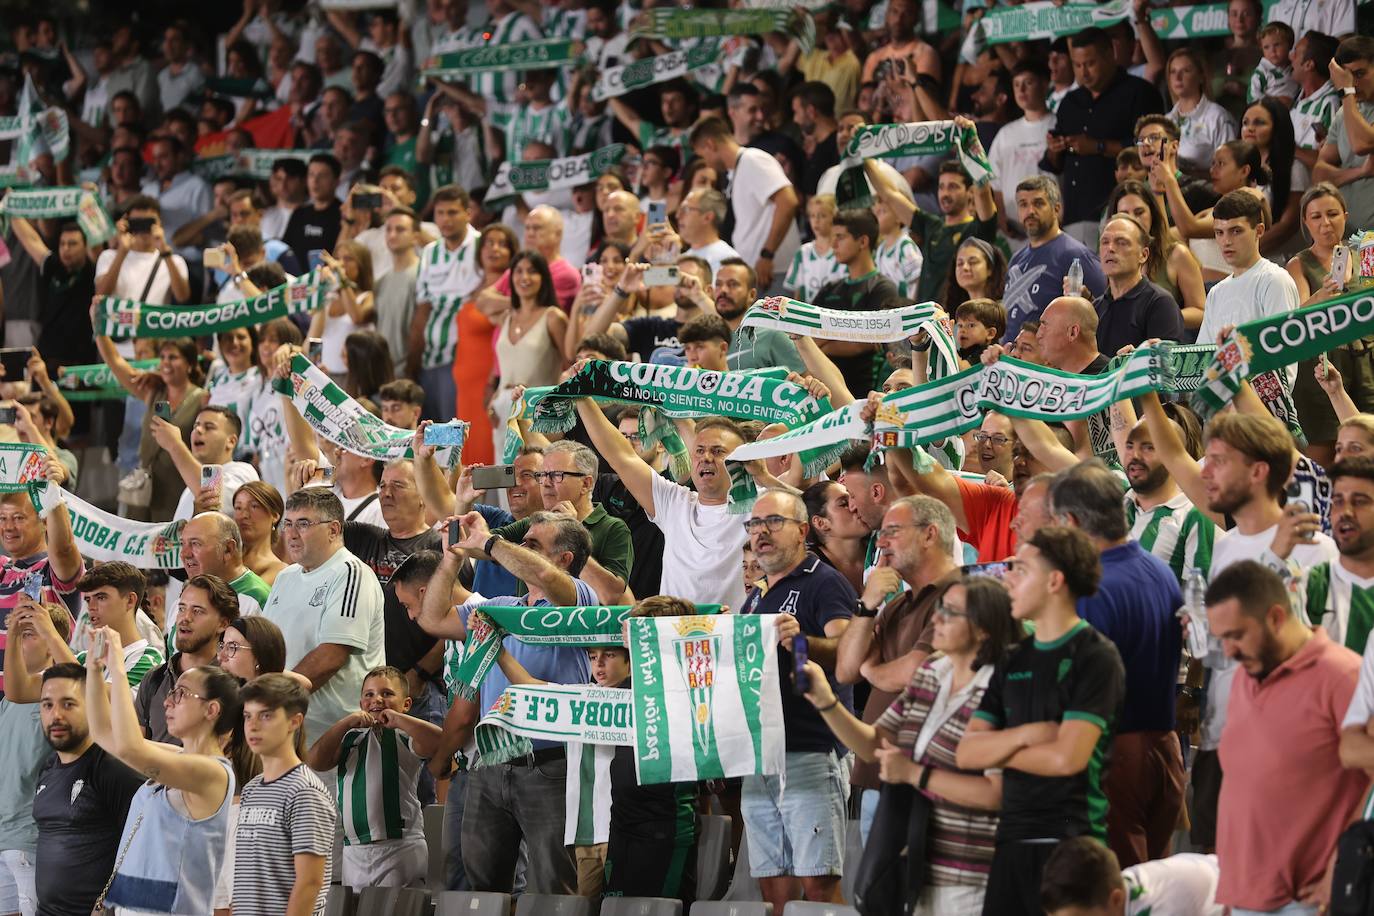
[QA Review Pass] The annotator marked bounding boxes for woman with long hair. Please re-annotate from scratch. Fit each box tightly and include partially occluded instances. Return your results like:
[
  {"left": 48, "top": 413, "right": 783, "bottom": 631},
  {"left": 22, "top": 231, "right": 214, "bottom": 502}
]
[
  {"left": 223, "top": 38, "right": 267, "bottom": 125},
  {"left": 341, "top": 330, "right": 395, "bottom": 402},
  {"left": 206, "top": 324, "right": 261, "bottom": 454},
  {"left": 1288, "top": 183, "right": 1363, "bottom": 466},
  {"left": 244, "top": 318, "right": 302, "bottom": 494},
  {"left": 564, "top": 241, "right": 632, "bottom": 375},
  {"left": 1164, "top": 48, "right": 1238, "bottom": 177},
  {"left": 944, "top": 237, "right": 1007, "bottom": 313},
  {"left": 1108, "top": 179, "right": 1208, "bottom": 330},
  {"left": 455, "top": 223, "right": 518, "bottom": 464},
  {"left": 233, "top": 481, "right": 288, "bottom": 585},
  {"left": 1240, "top": 96, "right": 1305, "bottom": 256},
  {"left": 94, "top": 330, "right": 208, "bottom": 522},
  {"left": 310, "top": 240, "right": 376, "bottom": 382},
  {"left": 217, "top": 614, "right": 289, "bottom": 682},
  {"left": 1154, "top": 138, "right": 1270, "bottom": 282},
  {"left": 85, "top": 629, "right": 240, "bottom": 915},
  {"left": 487, "top": 250, "right": 569, "bottom": 457},
  {"left": 802, "top": 576, "right": 1018, "bottom": 916},
  {"left": 802, "top": 480, "right": 872, "bottom": 592}
]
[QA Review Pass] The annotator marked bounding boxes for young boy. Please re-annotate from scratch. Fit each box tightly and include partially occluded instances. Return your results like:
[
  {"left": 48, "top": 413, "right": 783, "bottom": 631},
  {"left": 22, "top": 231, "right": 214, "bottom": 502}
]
[
  {"left": 955, "top": 297, "right": 1007, "bottom": 364},
  {"left": 1251, "top": 22, "right": 1299, "bottom": 105},
  {"left": 873, "top": 195, "right": 923, "bottom": 301},
  {"left": 306, "top": 666, "right": 441, "bottom": 892},
  {"left": 1039, "top": 836, "right": 1221, "bottom": 915},
  {"left": 1113, "top": 147, "right": 1148, "bottom": 186},
  {"left": 236, "top": 674, "right": 337, "bottom": 916}
]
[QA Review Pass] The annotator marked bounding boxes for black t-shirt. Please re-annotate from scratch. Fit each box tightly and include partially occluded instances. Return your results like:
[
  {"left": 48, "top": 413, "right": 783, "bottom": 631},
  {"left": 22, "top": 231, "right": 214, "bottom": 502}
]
[
  {"left": 973, "top": 620, "right": 1125, "bottom": 842},
  {"left": 800, "top": 133, "right": 841, "bottom": 197},
  {"left": 739, "top": 553, "right": 857, "bottom": 754},
  {"left": 37, "top": 255, "right": 97, "bottom": 372},
  {"left": 343, "top": 522, "right": 442, "bottom": 673},
  {"left": 282, "top": 200, "right": 342, "bottom": 268},
  {"left": 1094, "top": 278, "right": 1184, "bottom": 358},
  {"left": 813, "top": 271, "right": 899, "bottom": 399},
  {"left": 608, "top": 681, "right": 699, "bottom": 839},
  {"left": 594, "top": 471, "right": 665, "bottom": 600},
  {"left": 622, "top": 316, "right": 683, "bottom": 365},
  {"left": 34, "top": 745, "right": 145, "bottom": 916}
]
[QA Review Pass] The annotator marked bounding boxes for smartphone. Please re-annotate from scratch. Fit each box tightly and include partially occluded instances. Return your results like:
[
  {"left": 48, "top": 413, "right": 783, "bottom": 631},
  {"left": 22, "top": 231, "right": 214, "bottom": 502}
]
[
  {"left": 306, "top": 337, "right": 324, "bottom": 363},
  {"left": 1331, "top": 244, "right": 1351, "bottom": 291},
  {"left": 154, "top": 400, "right": 172, "bottom": 420},
  {"left": 22, "top": 572, "right": 42, "bottom": 602},
  {"left": 201, "top": 464, "right": 224, "bottom": 493},
  {"left": 354, "top": 192, "right": 384, "bottom": 210},
  {"left": 895, "top": 57, "right": 906, "bottom": 77},
  {"left": 471, "top": 463, "right": 516, "bottom": 490},
  {"left": 203, "top": 247, "right": 226, "bottom": 269},
  {"left": 643, "top": 265, "right": 680, "bottom": 287},
  {"left": 962, "top": 561, "right": 1011, "bottom": 581},
  {"left": 316, "top": 465, "right": 335, "bottom": 485},
  {"left": 582, "top": 262, "right": 603, "bottom": 286},
  {"left": 0, "top": 347, "right": 31, "bottom": 381},
  {"left": 92, "top": 629, "right": 107, "bottom": 664},
  {"left": 1285, "top": 479, "right": 1314, "bottom": 515},
  {"left": 447, "top": 520, "right": 461, "bottom": 547},
  {"left": 424, "top": 422, "right": 468, "bottom": 447},
  {"left": 127, "top": 216, "right": 155, "bottom": 235},
  {"left": 647, "top": 200, "right": 667, "bottom": 225},
  {"left": 307, "top": 249, "right": 327, "bottom": 271},
  {"left": 792, "top": 632, "right": 809, "bottom": 696},
  {"left": 0, "top": 405, "right": 15, "bottom": 426}
]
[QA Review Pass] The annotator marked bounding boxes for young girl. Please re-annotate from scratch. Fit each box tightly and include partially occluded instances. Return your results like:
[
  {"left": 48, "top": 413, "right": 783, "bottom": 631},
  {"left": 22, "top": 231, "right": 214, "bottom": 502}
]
[{"left": 783, "top": 194, "right": 845, "bottom": 303}]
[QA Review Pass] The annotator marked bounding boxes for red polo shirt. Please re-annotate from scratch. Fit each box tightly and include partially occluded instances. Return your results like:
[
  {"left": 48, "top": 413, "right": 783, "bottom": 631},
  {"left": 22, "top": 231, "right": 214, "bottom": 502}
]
[{"left": 956, "top": 477, "right": 1018, "bottom": 562}]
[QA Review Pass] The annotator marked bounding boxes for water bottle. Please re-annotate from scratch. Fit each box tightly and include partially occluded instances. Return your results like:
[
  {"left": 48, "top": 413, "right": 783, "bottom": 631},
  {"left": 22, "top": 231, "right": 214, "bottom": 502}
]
[
  {"left": 1181, "top": 567, "right": 1211, "bottom": 660},
  {"left": 1065, "top": 258, "right": 1084, "bottom": 296}
]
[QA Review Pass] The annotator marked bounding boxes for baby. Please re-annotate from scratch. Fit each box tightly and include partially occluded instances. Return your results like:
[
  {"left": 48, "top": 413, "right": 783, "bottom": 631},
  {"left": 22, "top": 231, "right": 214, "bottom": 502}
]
[{"left": 1250, "top": 22, "right": 1299, "bottom": 105}]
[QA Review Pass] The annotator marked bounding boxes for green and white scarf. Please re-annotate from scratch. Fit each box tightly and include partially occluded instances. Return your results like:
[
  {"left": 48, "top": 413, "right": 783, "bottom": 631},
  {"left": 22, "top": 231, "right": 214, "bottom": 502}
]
[
  {"left": 961, "top": 0, "right": 1131, "bottom": 62},
  {"left": 591, "top": 45, "right": 724, "bottom": 102},
  {"left": 631, "top": 8, "right": 815, "bottom": 51},
  {"left": 189, "top": 155, "right": 239, "bottom": 182},
  {"left": 233, "top": 149, "right": 314, "bottom": 180},
  {"left": 836, "top": 120, "right": 993, "bottom": 207},
  {"left": 629, "top": 613, "right": 784, "bottom": 784},
  {"left": 0, "top": 444, "right": 50, "bottom": 510},
  {"left": 487, "top": 144, "right": 627, "bottom": 201},
  {"left": 56, "top": 359, "right": 159, "bottom": 401},
  {"left": 0, "top": 75, "right": 69, "bottom": 167},
  {"left": 423, "top": 39, "right": 578, "bottom": 78},
  {"left": 38, "top": 485, "right": 185, "bottom": 568},
  {"left": 1143, "top": 2, "right": 1234, "bottom": 39},
  {"left": 475, "top": 684, "right": 635, "bottom": 766},
  {"left": 277, "top": 354, "right": 466, "bottom": 468},
  {"left": 739, "top": 297, "right": 939, "bottom": 343},
  {"left": 94, "top": 268, "right": 333, "bottom": 339},
  {"left": 0, "top": 187, "right": 115, "bottom": 246}
]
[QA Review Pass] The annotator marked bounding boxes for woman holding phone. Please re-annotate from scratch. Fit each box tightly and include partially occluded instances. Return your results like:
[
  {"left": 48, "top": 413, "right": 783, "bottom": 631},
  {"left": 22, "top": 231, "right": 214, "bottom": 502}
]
[{"left": 486, "top": 251, "right": 568, "bottom": 459}]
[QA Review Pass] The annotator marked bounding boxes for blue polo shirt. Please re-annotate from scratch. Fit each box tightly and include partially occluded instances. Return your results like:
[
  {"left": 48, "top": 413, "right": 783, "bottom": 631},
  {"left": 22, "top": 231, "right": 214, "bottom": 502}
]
[
  {"left": 470, "top": 504, "right": 518, "bottom": 598},
  {"left": 740, "top": 553, "right": 857, "bottom": 755},
  {"left": 459, "top": 578, "right": 597, "bottom": 750},
  {"left": 1076, "top": 541, "right": 1182, "bottom": 733}
]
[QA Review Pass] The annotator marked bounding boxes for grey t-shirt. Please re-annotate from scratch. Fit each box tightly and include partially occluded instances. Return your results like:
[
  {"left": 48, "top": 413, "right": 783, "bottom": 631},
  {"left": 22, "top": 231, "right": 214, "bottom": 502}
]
[
  {"left": 728, "top": 326, "right": 805, "bottom": 374},
  {"left": 1327, "top": 100, "right": 1374, "bottom": 239},
  {"left": 373, "top": 262, "right": 419, "bottom": 369}
]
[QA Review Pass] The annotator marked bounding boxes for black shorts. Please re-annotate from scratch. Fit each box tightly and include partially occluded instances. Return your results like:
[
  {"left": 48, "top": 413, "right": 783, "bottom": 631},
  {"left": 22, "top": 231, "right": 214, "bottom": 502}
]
[
  {"left": 1189, "top": 749, "right": 1224, "bottom": 850},
  {"left": 604, "top": 824, "right": 697, "bottom": 904},
  {"left": 981, "top": 840, "right": 1059, "bottom": 916}
]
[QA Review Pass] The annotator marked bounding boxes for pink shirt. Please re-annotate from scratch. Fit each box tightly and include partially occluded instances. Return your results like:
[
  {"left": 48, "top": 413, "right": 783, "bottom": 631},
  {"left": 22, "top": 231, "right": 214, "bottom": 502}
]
[
  {"left": 494, "top": 257, "right": 581, "bottom": 312},
  {"left": 1217, "top": 628, "right": 1369, "bottom": 910}
]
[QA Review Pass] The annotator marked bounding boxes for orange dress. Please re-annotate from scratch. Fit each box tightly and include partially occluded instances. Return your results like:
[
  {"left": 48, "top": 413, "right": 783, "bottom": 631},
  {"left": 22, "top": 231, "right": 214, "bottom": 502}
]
[{"left": 453, "top": 300, "right": 497, "bottom": 464}]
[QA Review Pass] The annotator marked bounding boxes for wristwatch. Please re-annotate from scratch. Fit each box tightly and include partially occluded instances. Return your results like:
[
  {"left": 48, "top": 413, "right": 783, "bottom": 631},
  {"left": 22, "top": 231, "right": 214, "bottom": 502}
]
[
  {"left": 759, "top": 247, "right": 775, "bottom": 260},
  {"left": 854, "top": 598, "right": 878, "bottom": 618},
  {"left": 483, "top": 533, "right": 504, "bottom": 557},
  {"left": 1343, "top": 86, "right": 1358, "bottom": 97}
]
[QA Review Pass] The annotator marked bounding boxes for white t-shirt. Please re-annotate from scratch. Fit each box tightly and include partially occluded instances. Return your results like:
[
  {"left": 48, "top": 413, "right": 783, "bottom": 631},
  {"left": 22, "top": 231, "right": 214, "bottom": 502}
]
[
  {"left": 1197, "top": 257, "right": 1300, "bottom": 347},
  {"left": 260, "top": 205, "right": 294, "bottom": 243},
  {"left": 173, "top": 460, "right": 260, "bottom": 522},
  {"left": 561, "top": 209, "right": 595, "bottom": 268},
  {"left": 338, "top": 488, "right": 387, "bottom": 527},
  {"left": 1169, "top": 98, "right": 1238, "bottom": 175},
  {"left": 728, "top": 147, "right": 801, "bottom": 270},
  {"left": 1266, "top": 0, "right": 1355, "bottom": 40},
  {"left": 261, "top": 546, "right": 386, "bottom": 744},
  {"left": 95, "top": 249, "right": 189, "bottom": 304},
  {"left": 987, "top": 114, "right": 1056, "bottom": 222},
  {"left": 1123, "top": 853, "right": 1223, "bottom": 916},
  {"left": 1201, "top": 524, "right": 1338, "bottom": 749},
  {"left": 648, "top": 472, "right": 748, "bottom": 613},
  {"left": 817, "top": 158, "right": 914, "bottom": 203},
  {"left": 1343, "top": 625, "right": 1374, "bottom": 729},
  {"left": 356, "top": 221, "right": 441, "bottom": 281},
  {"left": 685, "top": 239, "right": 741, "bottom": 280}
]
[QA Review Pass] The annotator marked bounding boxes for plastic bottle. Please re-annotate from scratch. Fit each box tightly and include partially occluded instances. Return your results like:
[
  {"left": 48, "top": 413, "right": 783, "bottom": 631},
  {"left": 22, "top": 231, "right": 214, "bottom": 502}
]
[
  {"left": 1180, "top": 567, "right": 1211, "bottom": 660},
  {"left": 1066, "top": 258, "right": 1084, "bottom": 296}
]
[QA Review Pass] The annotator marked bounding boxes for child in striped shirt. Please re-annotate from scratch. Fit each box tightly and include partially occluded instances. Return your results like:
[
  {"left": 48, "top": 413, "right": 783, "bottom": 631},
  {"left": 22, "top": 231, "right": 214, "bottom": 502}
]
[{"left": 306, "top": 665, "right": 442, "bottom": 892}]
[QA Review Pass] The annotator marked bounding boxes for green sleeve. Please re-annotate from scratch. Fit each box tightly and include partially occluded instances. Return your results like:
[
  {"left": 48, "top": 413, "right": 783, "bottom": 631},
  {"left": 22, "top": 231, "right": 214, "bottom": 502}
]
[
  {"left": 593, "top": 516, "right": 634, "bottom": 584},
  {"left": 494, "top": 516, "right": 534, "bottom": 545}
]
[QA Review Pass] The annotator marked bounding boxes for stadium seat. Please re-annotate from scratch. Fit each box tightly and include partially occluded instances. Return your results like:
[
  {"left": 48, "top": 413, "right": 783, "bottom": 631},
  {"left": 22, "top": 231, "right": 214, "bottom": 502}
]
[
  {"left": 514, "top": 894, "right": 593, "bottom": 916},
  {"left": 356, "top": 886, "right": 430, "bottom": 916},
  {"left": 690, "top": 904, "right": 773, "bottom": 916},
  {"left": 780, "top": 904, "right": 859, "bottom": 916},
  {"left": 721, "top": 827, "right": 761, "bottom": 901},
  {"left": 331, "top": 829, "right": 345, "bottom": 884},
  {"left": 425, "top": 803, "right": 446, "bottom": 890},
  {"left": 600, "top": 898, "right": 684, "bottom": 916},
  {"left": 836, "top": 821, "right": 863, "bottom": 905},
  {"left": 436, "top": 890, "right": 513, "bottom": 915},
  {"left": 695, "top": 814, "right": 733, "bottom": 901},
  {"left": 323, "top": 885, "right": 356, "bottom": 916}
]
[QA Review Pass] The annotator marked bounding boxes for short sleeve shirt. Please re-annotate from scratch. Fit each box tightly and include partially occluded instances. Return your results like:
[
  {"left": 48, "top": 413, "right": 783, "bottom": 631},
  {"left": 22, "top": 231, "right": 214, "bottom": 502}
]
[
  {"left": 1003, "top": 232, "right": 1108, "bottom": 344},
  {"left": 415, "top": 230, "right": 484, "bottom": 369},
  {"left": 728, "top": 146, "right": 800, "bottom": 267},
  {"left": 0, "top": 552, "right": 83, "bottom": 692},
  {"left": 910, "top": 211, "right": 998, "bottom": 304},
  {"left": 234, "top": 765, "right": 336, "bottom": 916},
  {"left": 648, "top": 472, "right": 748, "bottom": 612}
]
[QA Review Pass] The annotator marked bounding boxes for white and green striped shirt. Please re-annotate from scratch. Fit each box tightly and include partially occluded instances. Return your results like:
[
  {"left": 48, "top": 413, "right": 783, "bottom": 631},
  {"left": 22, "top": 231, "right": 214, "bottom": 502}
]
[
  {"left": 415, "top": 230, "right": 483, "bottom": 369},
  {"left": 1291, "top": 81, "right": 1341, "bottom": 150},
  {"left": 505, "top": 100, "right": 573, "bottom": 161},
  {"left": 475, "top": 12, "right": 546, "bottom": 127},
  {"left": 336, "top": 727, "right": 425, "bottom": 846},
  {"left": 783, "top": 242, "right": 845, "bottom": 304},
  {"left": 206, "top": 364, "right": 263, "bottom": 451},
  {"left": 542, "top": 7, "right": 587, "bottom": 40},
  {"left": 1124, "top": 490, "right": 1216, "bottom": 585},
  {"left": 76, "top": 639, "right": 164, "bottom": 690},
  {"left": 875, "top": 233, "right": 924, "bottom": 301},
  {"left": 564, "top": 740, "right": 613, "bottom": 846},
  {"left": 1306, "top": 561, "right": 1374, "bottom": 654}
]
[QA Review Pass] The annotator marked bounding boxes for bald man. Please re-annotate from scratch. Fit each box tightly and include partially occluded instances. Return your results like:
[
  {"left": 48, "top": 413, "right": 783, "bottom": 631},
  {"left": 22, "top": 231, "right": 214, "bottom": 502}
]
[
  {"left": 481, "top": 205, "right": 583, "bottom": 314},
  {"left": 179, "top": 511, "right": 272, "bottom": 614},
  {"left": 602, "top": 190, "right": 641, "bottom": 250},
  {"left": 1036, "top": 296, "right": 1108, "bottom": 376}
]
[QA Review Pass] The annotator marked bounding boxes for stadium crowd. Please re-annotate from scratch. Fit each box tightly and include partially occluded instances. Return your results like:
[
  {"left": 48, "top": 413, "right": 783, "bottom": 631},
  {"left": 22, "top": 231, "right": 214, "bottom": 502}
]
[{"left": 1, "top": 0, "right": 1374, "bottom": 913}]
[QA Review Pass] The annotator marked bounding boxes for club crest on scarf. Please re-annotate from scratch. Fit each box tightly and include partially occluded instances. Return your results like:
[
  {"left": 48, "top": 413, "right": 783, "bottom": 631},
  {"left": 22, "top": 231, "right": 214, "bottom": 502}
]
[{"left": 673, "top": 616, "right": 722, "bottom": 758}]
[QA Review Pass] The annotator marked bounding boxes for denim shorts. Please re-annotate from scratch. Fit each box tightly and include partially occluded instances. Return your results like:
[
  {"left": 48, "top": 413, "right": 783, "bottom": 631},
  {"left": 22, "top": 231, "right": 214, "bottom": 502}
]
[{"left": 741, "top": 750, "right": 847, "bottom": 878}]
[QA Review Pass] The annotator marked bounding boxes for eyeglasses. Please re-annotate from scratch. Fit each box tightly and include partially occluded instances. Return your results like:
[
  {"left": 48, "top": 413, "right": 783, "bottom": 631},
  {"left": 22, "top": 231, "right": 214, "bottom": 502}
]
[
  {"left": 934, "top": 603, "right": 969, "bottom": 621},
  {"left": 167, "top": 685, "right": 208, "bottom": 706},
  {"left": 532, "top": 470, "right": 589, "bottom": 485},
  {"left": 877, "top": 522, "right": 925, "bottom": 540},
  {"left": 972, "top": 433, "right": 1010, "bottom": 447},
  {"left": 1135, "top": 134, "right": 1166, "bottom": 147},
  {"left": 219, "top": 640, "right": 251, "bottom": 658},
  {"left": 742, "top": 515, "right": 804, "bottom": 534},
  {"left": 280, "top": 518, "right": 330, "bottom": 532},
  {"left": 623, "top": 433, "right": 643, "bottom": 445}
]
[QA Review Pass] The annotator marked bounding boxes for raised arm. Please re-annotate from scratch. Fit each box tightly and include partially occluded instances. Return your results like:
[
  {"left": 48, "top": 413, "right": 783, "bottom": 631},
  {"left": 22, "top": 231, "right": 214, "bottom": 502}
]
[
  {"left": 1153, "top": 143, "right": 1212, "bottom": 239},
  {"left": 306, "top": 711, "right": 369, "bottom": 771},
  {"left": 10, "top": 217, "right": 52, "bottom": 265},
  {"left": 575, "top": 394, "right": 659, "bottom": 516},
  {"left": 417, "top": 540, "right": 473, "bottom": 640},
  {"left": 458, "top": 512, "right": 578, "bottom": 607},
  {"left": 1139, "top": 390, "right": 1220, "bottom": 525},
  {"left": 411, "top": 423, "right": 457, "bottom": 524},
  {"left": 92, "top": 312, "right": 153, "bottom": 399},
  {"left": 791, "top": 336, "right": 854, "bottom": 406}
]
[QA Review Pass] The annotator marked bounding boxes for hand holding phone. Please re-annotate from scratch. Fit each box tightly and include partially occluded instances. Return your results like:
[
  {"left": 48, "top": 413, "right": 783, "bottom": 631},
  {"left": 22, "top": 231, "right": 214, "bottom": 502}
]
[
  {"left": 154, "top": 400, "right": 172, "bottom": 420},
  {"left": 0, "top": 405, "right": 16, "bottom": 426},
  {"left": 92, "top": 629, "right": 108, "bottom": 667},
  {"left": 647, "top": 201, "right": 667, "bottom": 226},
  {"left": 204, "top": 247, "right": 226, "bottom": 269},
  {"left": 447, "top": 520, "right": 461, "bottom": 547},
  {"left": 306, "top": 338, "right": 324, "bottom": 363}
]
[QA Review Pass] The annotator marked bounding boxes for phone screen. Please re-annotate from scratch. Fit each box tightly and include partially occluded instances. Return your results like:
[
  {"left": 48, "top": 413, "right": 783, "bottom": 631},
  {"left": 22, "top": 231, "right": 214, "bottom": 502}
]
[{"left": 448, "top": 520, "right": 461, "bottom": 547}]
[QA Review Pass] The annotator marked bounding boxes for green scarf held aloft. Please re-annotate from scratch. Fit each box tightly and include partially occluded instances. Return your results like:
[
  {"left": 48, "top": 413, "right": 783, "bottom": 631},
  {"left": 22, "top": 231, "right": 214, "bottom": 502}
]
[
  {"left": 960, "top": 0, "right": 1131, "bottom": 62},
  {"left": 423, "top": 39, "right": 578, "bottom": 78},
  {"left": 740, "top": 297, "right": 939, "bottom": 343},
  {"left": 591, "top": 45, "right": 723, "bottom": 101},
  {"left": 0, "top": 187, "right": 115, "bottom": 246},
  {"left": 630, "top": 7, "right": 815, "bottom": 51},
  {"left": 233, "top": 149, "right": 313, "bottom": 180},
  {"left": 486, "top": 144, "right": 628, "bottom": 203},
  {"left": 94, "top": 268, "right": 334, "bottom": 339},
  {"left": 835, "top": 120, "right": 994, "bottom": 208},
  {"left": 475, "top": 684, "right": 635, "bottom": 766}
]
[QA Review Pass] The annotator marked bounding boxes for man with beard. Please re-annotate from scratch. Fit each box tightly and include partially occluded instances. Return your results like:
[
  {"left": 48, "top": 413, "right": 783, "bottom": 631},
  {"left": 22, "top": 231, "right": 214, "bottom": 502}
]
[
  {"left": 31, "top": 663, "right": 144, "bottom": 916},
  {"left": 711, "top": 259, "right": 805, "bottom": 373},
  {"left": 611, "top": 80, "right": 699, "bottom": 168},
  {"left": 1190, "top": 411, "right": 1336, "bottom": 854},
  {"left": 581, "top": 256, "right": 712, "bottom": 365},
  {"left": 1296, "top": 458, "right": 1374, "bottom": 654},
  {"left": 791, "top": 81, "right": 841, "bottom": 197},
  {"left": 1122, "top": 410, "right": 1217, "bottom": 584},
  {"left": 1205, "top": 561, "right": 1364, "bottom": 916},
  {"left": 130, "top": 575, "right": 240, "bottom": 744}
]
